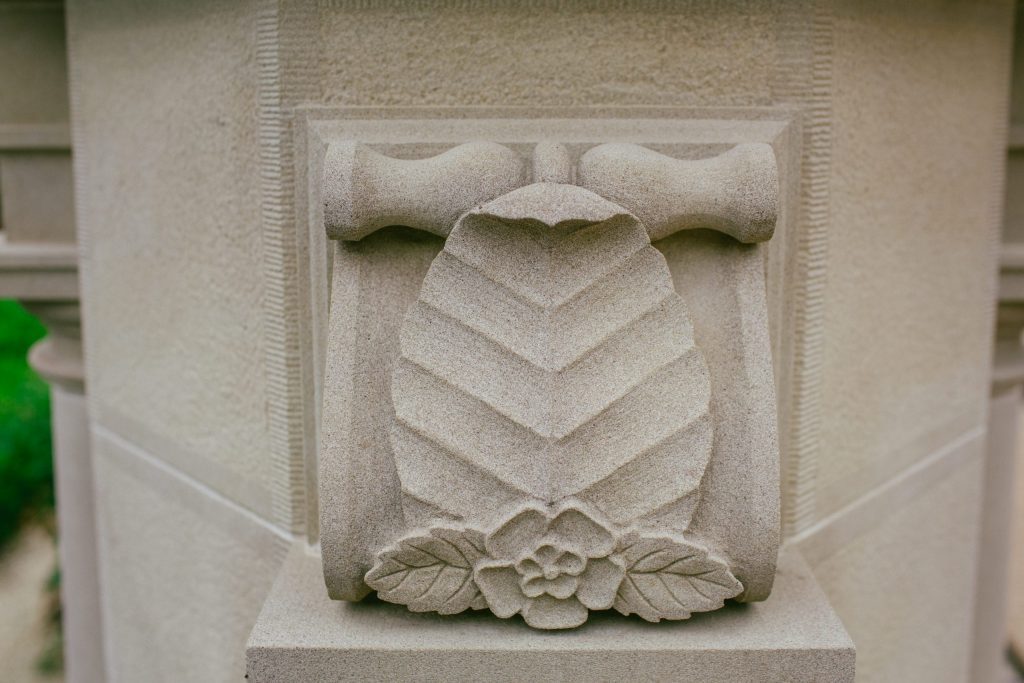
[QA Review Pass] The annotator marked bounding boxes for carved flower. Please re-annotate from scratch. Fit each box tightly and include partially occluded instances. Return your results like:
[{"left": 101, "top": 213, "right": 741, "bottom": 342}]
[
  {"left": 473, "top": 504, "right": 625, "bottom": 629},
  {"left": 364, "top": 500, "right": 743, "bottom": 629}
]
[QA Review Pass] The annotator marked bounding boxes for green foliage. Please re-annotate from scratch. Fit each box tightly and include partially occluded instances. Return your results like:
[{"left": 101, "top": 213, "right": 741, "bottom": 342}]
[
  {"left": 0, "top": 299, "right": 53, "bottom": 554},
  {"left": 36, "top": 564, "right": 63, "bottom": 675}
]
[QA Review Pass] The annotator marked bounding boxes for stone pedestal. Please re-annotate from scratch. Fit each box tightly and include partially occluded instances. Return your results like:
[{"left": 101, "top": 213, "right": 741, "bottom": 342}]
[{"left": 247, "top": 545, "right": 854, "bottom": 682}]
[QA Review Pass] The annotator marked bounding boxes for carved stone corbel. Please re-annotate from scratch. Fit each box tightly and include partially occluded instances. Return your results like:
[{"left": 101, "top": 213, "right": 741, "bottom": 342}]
[{"left": 319, "top": 140, "right": 780, "bottom": 629}]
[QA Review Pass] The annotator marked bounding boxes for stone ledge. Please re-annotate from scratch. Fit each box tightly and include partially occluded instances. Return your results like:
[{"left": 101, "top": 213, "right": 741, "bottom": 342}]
[
  {"left": 0, "top": 236, "right": 78, "bottom": 300},
  {"left": 246, "top": 545, "right": 854, "bottom": 682}
]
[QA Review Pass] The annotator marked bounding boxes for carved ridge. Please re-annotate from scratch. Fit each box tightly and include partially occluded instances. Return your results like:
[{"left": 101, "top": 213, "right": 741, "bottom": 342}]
[
  {"left": 390, "top": 184, "right": 714, "bottom": 509},
  {"left": 409, "top": 290, "right": 686, "bottom": 382},
  {"left": 444, "top": 214, "right": 649, "bottom": 309},
  {"left": 396, "top": 324, "right": 708, "bottom": 468},
  {"left": 391, "top": 414, "right": 534, "bottom": 496},
  {"left": 576, "top": 413, "right": 712, "bottom": 500},
  {"left": 554, "top": 348, "right": 706, "bottom": 443},
  {"left": 418, "top": 250, "right": 680, "bottom": 371}
]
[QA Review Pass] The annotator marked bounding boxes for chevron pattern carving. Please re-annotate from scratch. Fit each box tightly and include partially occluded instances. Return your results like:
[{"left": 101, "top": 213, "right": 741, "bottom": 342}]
[{"left": 389, "top": 184, "right": 713, "bottom": 527}]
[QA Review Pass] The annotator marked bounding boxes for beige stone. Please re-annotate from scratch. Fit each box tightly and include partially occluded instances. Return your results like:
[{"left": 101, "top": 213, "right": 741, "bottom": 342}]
[
  {"left": 803, "top": 444, "right": 984, "bottom": 683},
  {"left": 93, "top": 430, "right": 286, "bottom": 683},
  {"left": 54, "top": 0, "right": 1014, "bottom": 677},
  {"left": 578, "top": 142, "right": 777, "bottom": 243},
  {"left": 248, "top": 545, "right": 854, "bottom": 682},
  {"left": 323, "top": 141, "right": 528, "bottom": 240},
  {"left": 66, "top": 0, "right": 276, "bottom": 521},
  {"left": 320, "top": 136, "right": 781, "bottom": 629}
]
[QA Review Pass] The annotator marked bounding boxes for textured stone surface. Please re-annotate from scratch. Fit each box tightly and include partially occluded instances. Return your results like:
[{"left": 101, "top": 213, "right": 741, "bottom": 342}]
[
  {"left": 248, "top": 545, "right": 854, "bottom": 682},
  {"left": 67, "top": 0, "right": 274, "bottom": 517},
  {"left": 815, "top": 0, "right": 1011, "bottom": 521},
  {"left": 93, "top": 429, "right": 286, "bottom": 683},
  {"left": 317, "top": 2, "right": 776, "bottom": 108},
  {"left": 321, "top": 144, "right": 780, "bottom": 628},
  {"left": 805, "top": 441, "right": 984, "bottom": 683},
  {"left": 61, "top": 0, "right": 1014, "bottom": 677},
  {"left": 579, "top": 142, "right": 777, "bottom": 243},
  {"left": 305, "top": 115, "right": 795, "bottom": 602},
  {"left": 323, "top": 141, "right": 528, "bottom": 240}
]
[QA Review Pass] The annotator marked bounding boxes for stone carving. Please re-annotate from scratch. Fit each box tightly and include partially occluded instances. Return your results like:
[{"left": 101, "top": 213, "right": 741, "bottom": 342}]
[
  {"left": 321, "top": 139, "right": 779, "bottom": 630},
  {"left": 323, "top": 141, "right": 528, "bottom": 240},
  {"left": 366, "top": 500, "right": 741, "bottom": 629},
  {"left": 388, "top": 184, "right": 713, "bottom": 523}
]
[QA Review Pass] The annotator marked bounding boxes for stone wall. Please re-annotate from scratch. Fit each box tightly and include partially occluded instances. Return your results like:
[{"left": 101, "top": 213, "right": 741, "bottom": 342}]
[{"left": 64, "top": 0, "right": 1014, "bottom": 680}]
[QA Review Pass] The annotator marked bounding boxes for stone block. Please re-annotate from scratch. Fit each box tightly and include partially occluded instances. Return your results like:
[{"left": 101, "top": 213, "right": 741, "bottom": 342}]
[
  {"left": 247, "top": 546, "right": 854, "bottom": 682},
  {"left": 802, "top": 438, "right": 984, "bottom": 683},
  {"left": 93, "top": 429, "right": 286, "bottom": 682}
]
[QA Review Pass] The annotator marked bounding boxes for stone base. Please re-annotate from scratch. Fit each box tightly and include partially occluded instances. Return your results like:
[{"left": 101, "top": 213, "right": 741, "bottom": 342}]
[{"left": 246, "top": 546, "right": 854, "bottom": 682}]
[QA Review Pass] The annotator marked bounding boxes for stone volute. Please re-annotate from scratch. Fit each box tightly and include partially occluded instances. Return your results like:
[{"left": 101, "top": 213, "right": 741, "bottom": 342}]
[{"left": 319, "top": 140, "right": 780, "bottom": 630}]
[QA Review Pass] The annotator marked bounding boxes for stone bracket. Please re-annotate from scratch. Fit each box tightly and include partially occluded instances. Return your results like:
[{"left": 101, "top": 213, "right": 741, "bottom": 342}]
[{"left": 299, "top": 107, "right": 800, "bottom": 629}]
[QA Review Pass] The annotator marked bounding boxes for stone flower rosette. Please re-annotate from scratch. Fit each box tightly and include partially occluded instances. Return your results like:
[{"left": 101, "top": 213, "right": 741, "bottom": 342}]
[{"left": 364, "top": 501, "right": 742, "bottom": 630}]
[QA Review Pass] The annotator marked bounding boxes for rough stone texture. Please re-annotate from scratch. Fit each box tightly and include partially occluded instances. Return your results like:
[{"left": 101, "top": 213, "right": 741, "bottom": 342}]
[
  {"left": 66, "top": 0, "right": 274, "bottom": 517},
  {"left": 299, "top": 110, "right": 802, "bottom": 582},
  {"left": 317, "top": 2, "right": 776, "bottom": 108},
  {"left": 806, "top": 446, "right": 984, "bottom": 683},
  {"left": 248, "top": 545, "right": 854, "bottom": 682},
  {"left": 320, "top": 145, "right": 781, "bottom": 627},
  {"left": 372, "top": 184, "right": 740, "bottom": 629},
  {"left": 323, "top": 141, "right": 528, "bottom": 240},
  {"left": 814, "top": 0, "right": 1012, "bottom": 521},
  {"left": 92, "top": 429, "right": 285, "bottom": 683},
  {"left": 579, "top": 142, "right": 778, "bottom": 243},
  {"left": 59, "top": 0, "right": 1014, "bottom": 677}
]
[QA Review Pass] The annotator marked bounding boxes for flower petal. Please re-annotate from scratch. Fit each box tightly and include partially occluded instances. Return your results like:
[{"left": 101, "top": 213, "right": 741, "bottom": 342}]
[
  {"left": 533, "top": 543, "right": 561, "bottom": 566},
  {"left": 556, "top": 550, "right": 586, "bottom": 576},
  {"left": 547, "top": 506, "right": 614, "bottom": 558},
  {"left": 522, "top": 595, "right": 588, "bottom": 630},
  {"left": 521, "top": 575, "right": 546, "bottom": 599},
  {"left": 543, "top": 574, "right": 578, "bottom": 599},
  {"left": 576, "top": 557, "right": 626, "bottom": 610},
  {"left": 515, "top": 557, "right": 542, "bottom": 578},
  {"left": 474, "top": 562, "right": 527, "bottom": 618},
  {"left": 486, "top": 507, "right": 549, "bottom": 560}
]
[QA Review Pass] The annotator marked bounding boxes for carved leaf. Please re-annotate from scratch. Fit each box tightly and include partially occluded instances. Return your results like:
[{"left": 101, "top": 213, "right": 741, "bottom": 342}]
[
  {"left": 365, "top": 527, "right": 486, "bottom": 615},
  {"left": 390, "top": 184, "right": 713, "bottom": 524},
  {"left": 613, "top": 533, "right": 742, "bottom": 622}
]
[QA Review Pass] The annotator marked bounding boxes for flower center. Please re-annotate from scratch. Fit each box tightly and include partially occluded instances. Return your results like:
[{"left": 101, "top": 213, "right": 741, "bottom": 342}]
[{"left": 513, "top": 543, "right": 587, "bottom": 599}]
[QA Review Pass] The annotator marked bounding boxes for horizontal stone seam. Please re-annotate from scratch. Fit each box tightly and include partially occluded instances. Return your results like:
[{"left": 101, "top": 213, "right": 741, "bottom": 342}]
[
  {"left": 93, "top": 423, "right": 295, "bottom": 546},
  {"left": 790, "top": 427, "right": 983, "bottom": 566}
]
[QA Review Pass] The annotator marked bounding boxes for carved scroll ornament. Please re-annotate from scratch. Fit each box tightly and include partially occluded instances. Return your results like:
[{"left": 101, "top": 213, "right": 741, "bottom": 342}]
[{"left": 320, "top": 138, "right": 779, "bottom": 630}]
